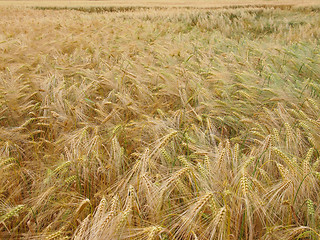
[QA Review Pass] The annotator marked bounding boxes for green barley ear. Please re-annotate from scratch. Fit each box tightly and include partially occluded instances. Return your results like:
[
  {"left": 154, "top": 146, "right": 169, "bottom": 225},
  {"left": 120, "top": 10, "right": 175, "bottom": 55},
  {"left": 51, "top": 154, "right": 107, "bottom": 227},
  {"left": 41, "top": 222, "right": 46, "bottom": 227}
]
[
  {"left": 178, "top": 155, "right": 192, "bottom": 168},
  {"left": 0, "top": 204, "right": 24, "bottom": 222},
  {"left": 160, "top": 148, "right": 172, "bottom": 164},
  {"left": 306, "top": 199, "right": 315, "bottom": 217},
  {"left": 197, "top": 162, "right": 208, "bottom": 178},
  {"left": 306, "top": 198, "right": 315, "bottom": 229},
  {"left": 53, "top": 161, "right": 71, "bottom": 176},
  {"left": 65, "top": 175, "right": 76, "bottom": 185}
]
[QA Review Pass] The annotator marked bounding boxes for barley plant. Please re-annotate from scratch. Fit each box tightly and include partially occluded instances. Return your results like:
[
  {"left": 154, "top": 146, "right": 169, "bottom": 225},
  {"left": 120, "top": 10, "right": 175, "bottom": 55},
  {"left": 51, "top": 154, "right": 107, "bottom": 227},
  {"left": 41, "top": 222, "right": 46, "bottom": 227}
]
[{"left": 0, "top": 3, "right": 320, "bottom": 240}]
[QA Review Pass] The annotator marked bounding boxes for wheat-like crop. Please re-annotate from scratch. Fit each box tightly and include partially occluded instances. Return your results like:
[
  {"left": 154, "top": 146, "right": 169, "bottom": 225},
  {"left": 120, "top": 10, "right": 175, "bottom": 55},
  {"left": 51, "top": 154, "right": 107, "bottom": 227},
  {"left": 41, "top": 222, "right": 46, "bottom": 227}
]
[{"left": 1, "top": 3, "right": 320, "bottom": 239}]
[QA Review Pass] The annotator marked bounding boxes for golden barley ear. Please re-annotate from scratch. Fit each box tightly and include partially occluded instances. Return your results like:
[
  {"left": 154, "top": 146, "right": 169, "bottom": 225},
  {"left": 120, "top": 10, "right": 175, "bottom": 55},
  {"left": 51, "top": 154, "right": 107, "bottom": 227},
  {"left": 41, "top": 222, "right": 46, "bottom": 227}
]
[
  {"left": 75, "top": 199, "right": 90, "bottom": 218},
  {"left": 73, "top": 214, "right": 92, "bottom": 240},
  {"left": 95, "top": 196, "right": 120, "bottom": 238},
  {"left": 302, "top": 148, "right": 314, "bottom": 176},
  {"left": 240, "top": 170, "right": 250, "bottom": 197},
  {"left": 272, "top": 147, "right": 296, "bottom": 170},
  {"left": 146, "top": 226, "right": 162, "bottom": 240}
]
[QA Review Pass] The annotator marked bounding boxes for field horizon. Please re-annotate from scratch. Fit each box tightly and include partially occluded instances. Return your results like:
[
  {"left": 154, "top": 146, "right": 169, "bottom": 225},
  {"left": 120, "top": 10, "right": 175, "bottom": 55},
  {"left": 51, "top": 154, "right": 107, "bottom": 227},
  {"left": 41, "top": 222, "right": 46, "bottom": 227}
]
[{"left": 1, "top": 0, "right": 320, "bottom": 8}]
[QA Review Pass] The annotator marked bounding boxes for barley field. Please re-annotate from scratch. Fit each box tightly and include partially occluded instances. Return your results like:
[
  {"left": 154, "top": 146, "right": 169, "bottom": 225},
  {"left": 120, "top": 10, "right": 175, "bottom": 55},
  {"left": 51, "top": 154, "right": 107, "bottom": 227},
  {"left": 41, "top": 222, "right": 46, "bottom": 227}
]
[{"left": 1, "top": 2, "right": 320, "bottom": 240}]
